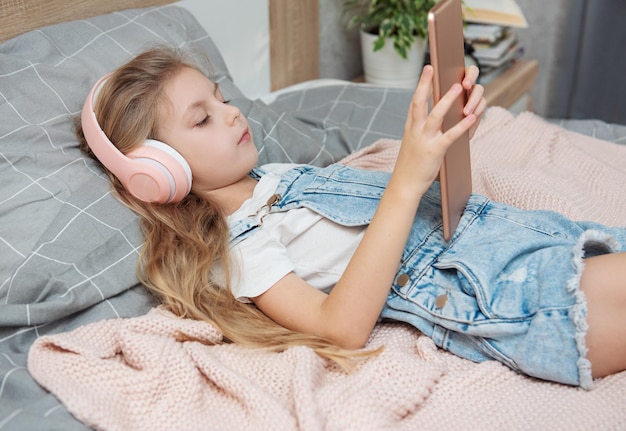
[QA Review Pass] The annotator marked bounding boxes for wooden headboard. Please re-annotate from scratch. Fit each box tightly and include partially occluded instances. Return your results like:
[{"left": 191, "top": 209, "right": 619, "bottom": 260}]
[
  {"left": 0, "top": 0, "right": 174, "bottom": 42},
  {"left": 269, "top": 0, "right": 319, "bottom": 90},
  {"left": 0, "top": 0, "right": 319, "bottom": 90}
]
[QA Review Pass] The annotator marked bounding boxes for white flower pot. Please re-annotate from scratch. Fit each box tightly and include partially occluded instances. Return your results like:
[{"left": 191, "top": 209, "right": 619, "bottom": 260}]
[{"left": 360, "top": 30, "right": 427, "bottom": 89}]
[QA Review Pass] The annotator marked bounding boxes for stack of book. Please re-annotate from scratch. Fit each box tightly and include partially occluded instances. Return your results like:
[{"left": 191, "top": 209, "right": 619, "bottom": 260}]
[{"left": 462, "top": 0, "right": 528, "bottom": 84}]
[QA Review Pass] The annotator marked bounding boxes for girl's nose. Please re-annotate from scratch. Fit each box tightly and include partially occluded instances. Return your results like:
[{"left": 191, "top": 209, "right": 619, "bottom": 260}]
[{"left": 225, "top": 103, "right": 241, "bottom": 125}]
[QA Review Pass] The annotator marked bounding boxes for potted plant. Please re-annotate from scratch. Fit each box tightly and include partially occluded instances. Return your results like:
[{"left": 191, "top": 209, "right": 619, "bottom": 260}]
[{"left": 343, "top": 0, "right": 437, "bottom": 88}]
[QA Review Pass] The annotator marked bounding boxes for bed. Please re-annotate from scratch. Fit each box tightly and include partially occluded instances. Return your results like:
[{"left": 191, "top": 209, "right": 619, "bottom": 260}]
[{"left": 1, "top": 1, "right": 625, "bottom": 429}]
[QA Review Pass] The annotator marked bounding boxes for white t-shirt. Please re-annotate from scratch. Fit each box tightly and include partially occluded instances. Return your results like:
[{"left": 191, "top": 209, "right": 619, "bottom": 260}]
[{"left": 227, "top": 164, "right": 365, "bottom": 302}]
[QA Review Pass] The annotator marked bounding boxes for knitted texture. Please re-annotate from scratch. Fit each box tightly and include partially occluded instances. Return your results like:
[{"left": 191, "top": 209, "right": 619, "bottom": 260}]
[
  {"left": 27, "top": 309, "right": 626, "bottom": 430},
  {"left": 342, "top": 107, "right": 626, "bottom": 226},
  {"left": 28, "top": 309, "right": 443, "bottom": 431}
]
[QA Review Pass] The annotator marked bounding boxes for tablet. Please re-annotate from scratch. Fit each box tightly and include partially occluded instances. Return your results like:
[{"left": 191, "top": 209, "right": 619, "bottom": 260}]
[{"left": 428, "top": 0, "right": 473, "bottom": 241}]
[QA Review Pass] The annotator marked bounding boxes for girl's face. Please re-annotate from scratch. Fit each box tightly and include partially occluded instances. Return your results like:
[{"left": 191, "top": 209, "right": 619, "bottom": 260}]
[{"left": 156, "top": 67, "right": 258, "bottom": 195}]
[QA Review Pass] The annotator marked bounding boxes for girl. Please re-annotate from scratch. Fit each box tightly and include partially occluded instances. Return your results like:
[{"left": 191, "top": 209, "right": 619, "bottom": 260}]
[{"left": 77, "top": 46, "right": 626, "bottom": 389}]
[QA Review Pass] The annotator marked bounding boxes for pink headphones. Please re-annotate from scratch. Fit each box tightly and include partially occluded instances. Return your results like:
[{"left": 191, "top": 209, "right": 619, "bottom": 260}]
[{"left": 81, "top": 74, "right": 192, "bottom": 204}]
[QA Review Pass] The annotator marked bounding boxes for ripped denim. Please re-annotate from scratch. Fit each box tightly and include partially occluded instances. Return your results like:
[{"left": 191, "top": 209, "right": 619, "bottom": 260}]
[{"left": 381, "top": 192, "right": 625, "bottom": 389}]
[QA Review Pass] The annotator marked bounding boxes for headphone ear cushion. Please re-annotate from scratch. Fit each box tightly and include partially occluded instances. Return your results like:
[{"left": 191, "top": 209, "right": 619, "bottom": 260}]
[{"left": 125, "top": 139, "right": 192, "bottom": 204}]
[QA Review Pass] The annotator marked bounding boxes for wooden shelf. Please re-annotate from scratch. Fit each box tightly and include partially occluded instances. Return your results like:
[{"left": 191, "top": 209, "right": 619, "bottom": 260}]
[
  {"left": 483, "top": 59, "right": 538, "bottom": 110},
  {"left": 352, "top": 59, "right": 539, "bottom": 111}
]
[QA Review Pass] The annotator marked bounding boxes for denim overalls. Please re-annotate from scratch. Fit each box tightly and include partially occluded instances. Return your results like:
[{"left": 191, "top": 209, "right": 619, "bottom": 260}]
[{"left": 229, "top": 164, "right": 626, "bottom": 388}]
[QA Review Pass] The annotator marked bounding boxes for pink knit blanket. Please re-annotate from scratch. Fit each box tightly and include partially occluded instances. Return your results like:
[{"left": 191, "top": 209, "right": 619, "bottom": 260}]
[
  {"left": 28, "top": 108, "right": 626, "bottom": 430},
  {"left": 342, "top": 107, "right": 626, "bottom": 227}
]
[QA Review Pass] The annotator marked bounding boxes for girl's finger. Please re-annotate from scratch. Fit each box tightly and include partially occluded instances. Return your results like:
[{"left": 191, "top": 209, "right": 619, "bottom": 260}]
[
  {"left": 462, "top": 65, "right": 480, "bottom": 89},
  {"left": 404, "top": 65, "right": 434, "bottom": 132},
  {"left": 423, "top": 82, "right": 464, "bottom": 133},
  {"left": 442, "top": 113, "right": 476, "bottom": 146},
  {"left": 464, "top": 84, "right": 484, "bottom": 116},
  {"left": 473, "top": 96, "right": 488, "bottom": 119}
]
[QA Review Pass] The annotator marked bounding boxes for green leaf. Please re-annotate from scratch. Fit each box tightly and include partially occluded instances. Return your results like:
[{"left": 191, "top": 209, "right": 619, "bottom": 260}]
[
  {"left": 373, "top": 37, "right": 386, "bottom": 51},
  {"left": 343, "top": 0, "right": 444, "bottom": 57}
]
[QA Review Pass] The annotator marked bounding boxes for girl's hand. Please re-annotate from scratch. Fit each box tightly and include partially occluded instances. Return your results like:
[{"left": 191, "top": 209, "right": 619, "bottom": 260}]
[
  {"left": 393, "top": 65, "right": 477, "bottom": 197},
  {"left": 253, "top": 69, "right": 482, "bottom": 351},
  {"left": 462, "top": 65, "right": 487, "bottom": 139}
]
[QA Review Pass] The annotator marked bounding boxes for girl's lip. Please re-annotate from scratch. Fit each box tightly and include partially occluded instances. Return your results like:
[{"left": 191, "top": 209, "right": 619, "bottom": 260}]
[{"left": 239, "top": 128, "right": 251, "bottom": 145}]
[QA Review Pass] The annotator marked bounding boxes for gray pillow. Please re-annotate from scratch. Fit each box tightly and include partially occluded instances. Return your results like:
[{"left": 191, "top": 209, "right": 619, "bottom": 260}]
[{"left": 0, "top": 4, "right": 360, "bottom": 330}]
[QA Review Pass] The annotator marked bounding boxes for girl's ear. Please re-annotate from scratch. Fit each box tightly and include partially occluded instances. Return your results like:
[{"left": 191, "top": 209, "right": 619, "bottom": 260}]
[{"left": 82, "top": 75, "right": 192, "bottom": 203}]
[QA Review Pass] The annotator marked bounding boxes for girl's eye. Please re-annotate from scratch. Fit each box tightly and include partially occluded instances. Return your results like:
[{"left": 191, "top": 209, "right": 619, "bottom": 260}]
[
  {"left": 223, "top": 99, "right": 231, "bottom": 105},
  {"left": 195, "top": 116, "right": 209, "bottom": 127}
]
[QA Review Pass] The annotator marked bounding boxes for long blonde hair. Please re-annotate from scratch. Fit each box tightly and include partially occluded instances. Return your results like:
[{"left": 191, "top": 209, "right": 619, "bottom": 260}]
[{"left": 76, "top": 46, "right": 377, "bottom": 367}]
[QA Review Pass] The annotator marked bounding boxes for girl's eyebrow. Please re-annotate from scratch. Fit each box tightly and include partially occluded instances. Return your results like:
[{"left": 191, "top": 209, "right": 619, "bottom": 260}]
[
  {"left": 183, "top": 101, "right": 204, "bottom": 118},
  {"left": 181, "top": 79, "right": 221, "bottom": 118},
  {"left": 214, "top": 81, "right": 223, "bottom": 97}
]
